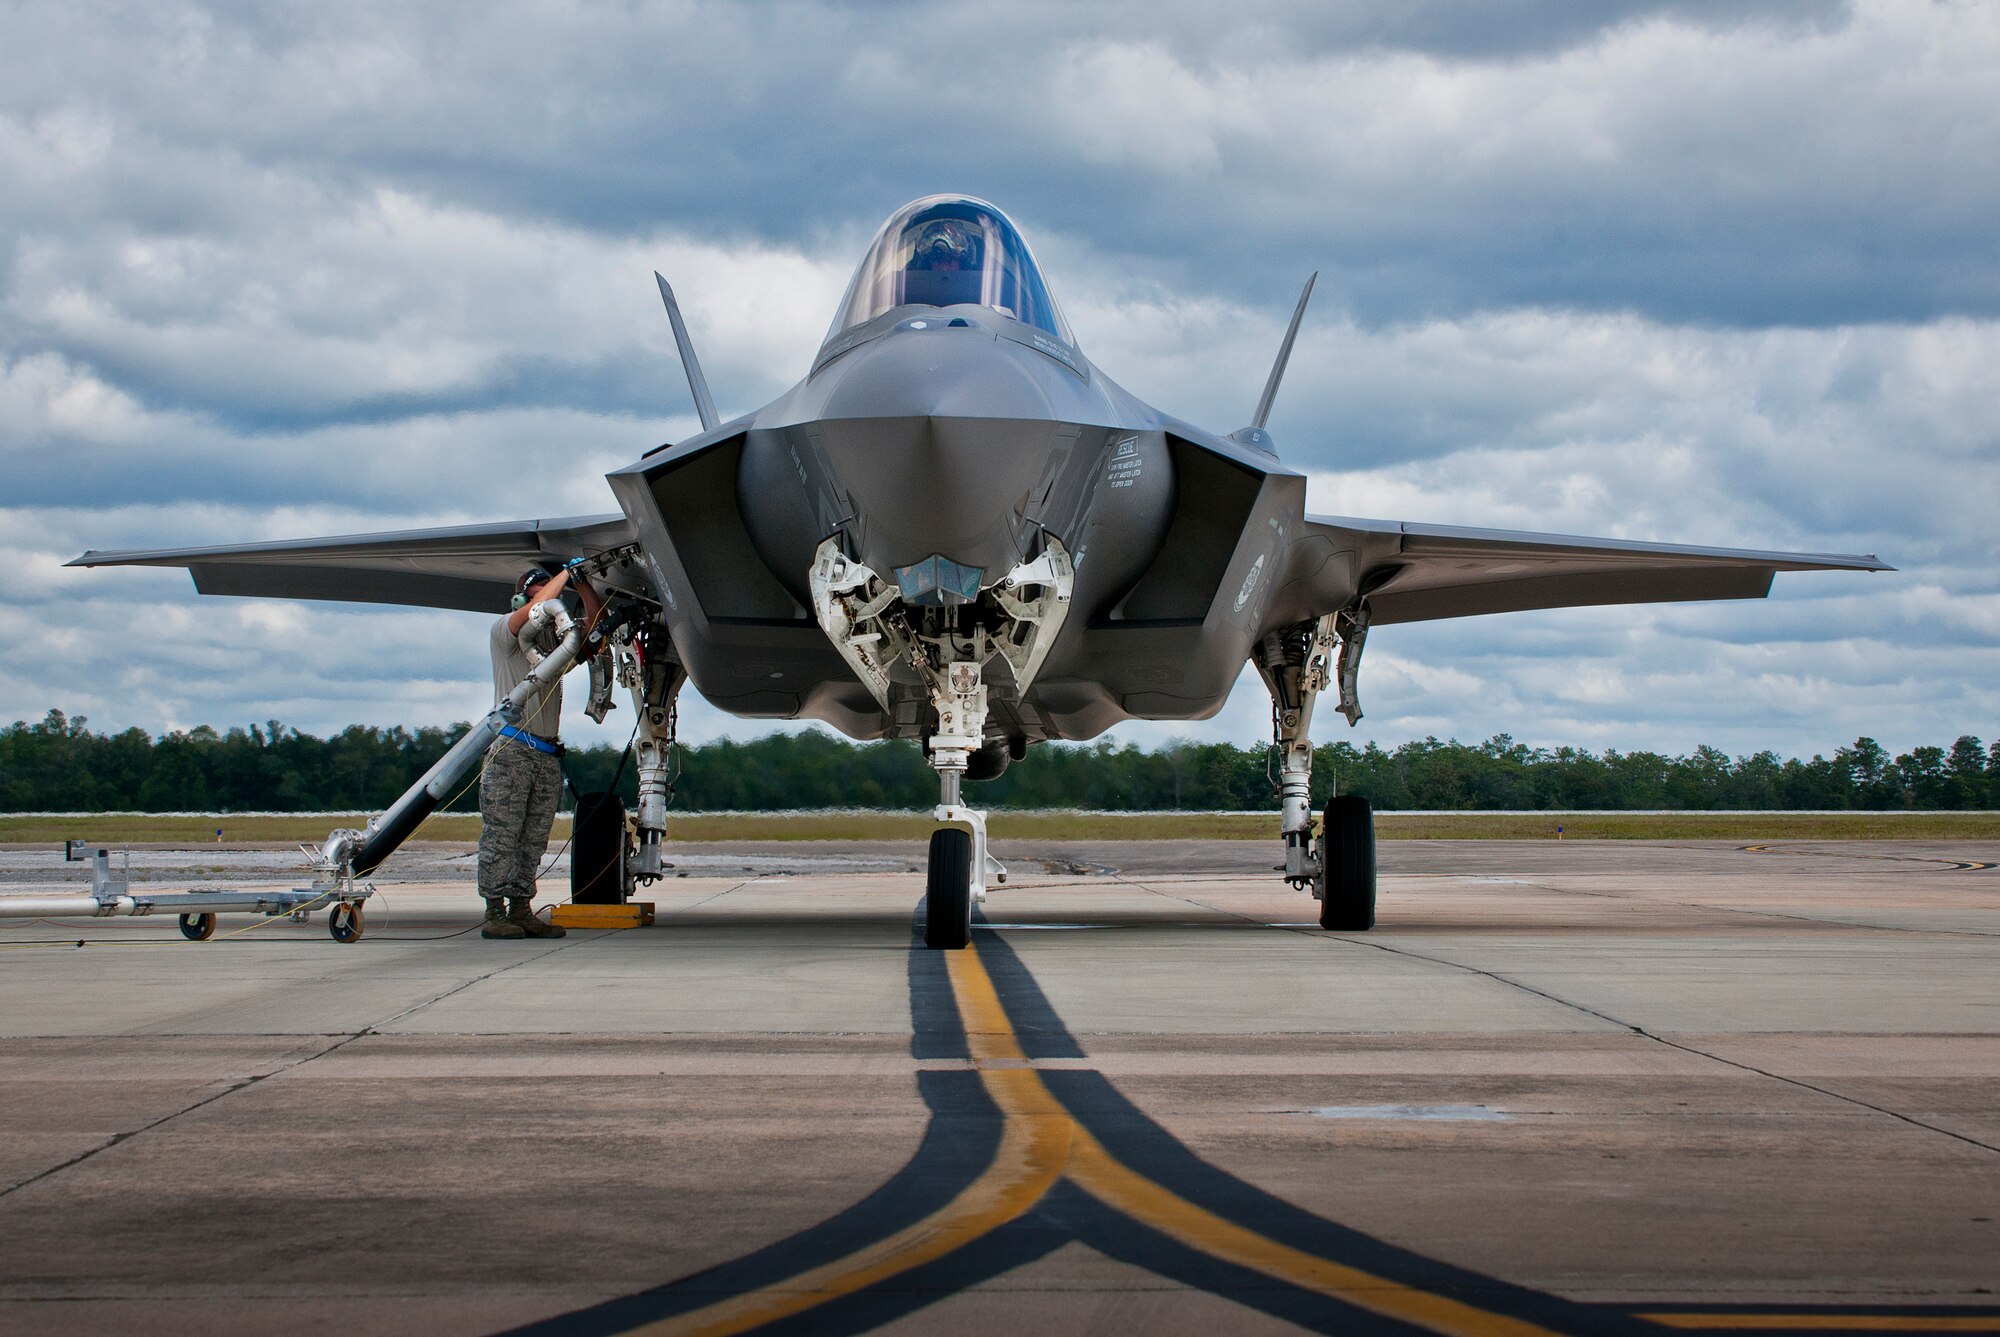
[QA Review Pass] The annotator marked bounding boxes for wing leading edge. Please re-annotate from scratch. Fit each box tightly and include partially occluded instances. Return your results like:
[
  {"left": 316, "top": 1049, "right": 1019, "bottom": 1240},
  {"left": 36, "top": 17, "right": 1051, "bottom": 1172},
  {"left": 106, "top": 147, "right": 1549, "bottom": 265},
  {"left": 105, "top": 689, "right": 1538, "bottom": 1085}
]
[
  {"left": 1297, "top": 515, "right": 1890, "bottom": 625},
  {"left": 69, "top": 514, "right": 636, "bottom": 614}
]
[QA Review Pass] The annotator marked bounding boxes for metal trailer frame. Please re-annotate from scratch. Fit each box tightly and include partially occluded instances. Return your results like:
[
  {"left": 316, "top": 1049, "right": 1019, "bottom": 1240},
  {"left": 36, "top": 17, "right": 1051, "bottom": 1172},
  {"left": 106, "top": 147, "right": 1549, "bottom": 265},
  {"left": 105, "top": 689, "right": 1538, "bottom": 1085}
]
[{"left": 0, "top": 842, "right": 374, "bottom": 943}]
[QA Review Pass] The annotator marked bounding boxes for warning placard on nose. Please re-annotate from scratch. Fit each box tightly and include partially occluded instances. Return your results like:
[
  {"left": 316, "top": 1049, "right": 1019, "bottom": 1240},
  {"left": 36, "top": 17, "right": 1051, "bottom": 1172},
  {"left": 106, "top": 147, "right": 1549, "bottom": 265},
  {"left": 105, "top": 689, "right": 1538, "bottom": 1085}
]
[{"left": 1106, "top": 437, "right": 1143, "bottom": 488}]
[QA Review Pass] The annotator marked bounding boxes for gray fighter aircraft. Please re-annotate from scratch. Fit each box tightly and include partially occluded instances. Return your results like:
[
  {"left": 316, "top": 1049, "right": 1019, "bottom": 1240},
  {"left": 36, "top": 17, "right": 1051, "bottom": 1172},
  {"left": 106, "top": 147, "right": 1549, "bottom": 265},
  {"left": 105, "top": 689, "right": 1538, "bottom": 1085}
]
[{"left": 73, "top": 194, "right": 1887, "bottom": 948}]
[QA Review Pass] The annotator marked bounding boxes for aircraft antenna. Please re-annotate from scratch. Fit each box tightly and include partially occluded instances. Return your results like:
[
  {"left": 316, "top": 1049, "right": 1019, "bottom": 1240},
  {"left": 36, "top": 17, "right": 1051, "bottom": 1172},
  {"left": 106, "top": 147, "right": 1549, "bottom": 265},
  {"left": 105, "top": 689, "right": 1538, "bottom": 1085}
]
[
  {"left": 1250, "top": 272, "right": 1316, "bottom": 431},
  {"left": 654, "top": 272, "right": 720, "bottom": 434}
]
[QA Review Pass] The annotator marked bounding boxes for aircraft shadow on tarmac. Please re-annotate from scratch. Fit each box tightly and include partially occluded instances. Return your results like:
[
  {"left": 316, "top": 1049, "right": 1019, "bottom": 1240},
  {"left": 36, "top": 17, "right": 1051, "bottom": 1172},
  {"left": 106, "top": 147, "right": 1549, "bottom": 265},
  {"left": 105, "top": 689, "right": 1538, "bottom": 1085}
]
[{"left": 493, "top": 904, "right": 2000, "bottom": 1337}]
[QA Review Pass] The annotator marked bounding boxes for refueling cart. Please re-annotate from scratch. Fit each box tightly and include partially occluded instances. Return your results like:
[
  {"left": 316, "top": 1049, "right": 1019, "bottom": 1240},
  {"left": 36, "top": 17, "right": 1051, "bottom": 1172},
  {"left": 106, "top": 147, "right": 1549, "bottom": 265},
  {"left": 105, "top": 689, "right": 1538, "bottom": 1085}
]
[{"left": 0, "top": 840, "right": 374, "bottom": 942}]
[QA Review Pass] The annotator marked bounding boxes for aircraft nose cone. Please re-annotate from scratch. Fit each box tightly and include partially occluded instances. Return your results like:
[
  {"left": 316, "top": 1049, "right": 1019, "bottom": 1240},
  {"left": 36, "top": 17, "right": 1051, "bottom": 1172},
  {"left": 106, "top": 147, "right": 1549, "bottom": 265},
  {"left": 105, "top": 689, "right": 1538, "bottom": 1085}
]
[
  {"left": 739, "top": 323, "right": 1111, "bottom": 598},
  {"left": 784, "top": 327, "right": 1085, "bottom": 582},
  {"left": 819, "top": 411, "right": 1045, "bottom": 581}
]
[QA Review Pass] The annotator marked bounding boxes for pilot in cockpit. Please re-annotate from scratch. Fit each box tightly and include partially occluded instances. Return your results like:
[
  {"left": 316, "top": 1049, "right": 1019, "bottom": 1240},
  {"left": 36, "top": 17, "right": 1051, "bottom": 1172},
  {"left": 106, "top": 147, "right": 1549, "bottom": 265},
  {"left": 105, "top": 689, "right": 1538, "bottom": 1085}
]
[
  {"left": 910, "top": 219, "right": 978, "bottom": 270},
  {"left": 823, "top": 194, "right": 1073, "bottom": 348},
  {"left": 902, "top": 218, "right": 984, "bottom": 306}
]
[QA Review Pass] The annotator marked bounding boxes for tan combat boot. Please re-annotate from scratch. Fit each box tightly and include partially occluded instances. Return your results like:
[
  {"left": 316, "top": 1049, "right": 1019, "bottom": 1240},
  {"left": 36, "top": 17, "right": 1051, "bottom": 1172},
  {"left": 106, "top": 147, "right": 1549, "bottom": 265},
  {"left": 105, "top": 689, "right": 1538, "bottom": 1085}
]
[
  {"left": 509, "top": 898, "right": 567, "bottom": 938},
  {"left": 481, "top": 900, "right": 526, "bottom": 939}
]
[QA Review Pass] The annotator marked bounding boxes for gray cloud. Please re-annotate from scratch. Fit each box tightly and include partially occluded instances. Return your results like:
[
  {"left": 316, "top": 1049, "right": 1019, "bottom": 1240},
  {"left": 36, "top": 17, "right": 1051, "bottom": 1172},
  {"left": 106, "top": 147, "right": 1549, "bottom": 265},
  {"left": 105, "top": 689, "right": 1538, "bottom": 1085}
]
[
  {"left": 2, "top": 0, "right": 1993, "bottom": 764},
  {"left": 3, "top": 1, "right": 1991, "bottom": 328}
]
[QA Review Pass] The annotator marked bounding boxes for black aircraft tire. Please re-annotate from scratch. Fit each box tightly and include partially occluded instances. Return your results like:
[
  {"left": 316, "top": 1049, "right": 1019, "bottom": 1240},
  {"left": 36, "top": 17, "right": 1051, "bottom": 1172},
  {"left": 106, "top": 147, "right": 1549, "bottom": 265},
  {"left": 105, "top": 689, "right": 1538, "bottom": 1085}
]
[
  {"left": 1319, "top": 795, "right": 1377, "bottom": 931},
  {"left": 924, "top": 828, "right": 974, "bottom": 951},
  {"left": 571, "top": 791, "right": 629, "bottom": 904}
]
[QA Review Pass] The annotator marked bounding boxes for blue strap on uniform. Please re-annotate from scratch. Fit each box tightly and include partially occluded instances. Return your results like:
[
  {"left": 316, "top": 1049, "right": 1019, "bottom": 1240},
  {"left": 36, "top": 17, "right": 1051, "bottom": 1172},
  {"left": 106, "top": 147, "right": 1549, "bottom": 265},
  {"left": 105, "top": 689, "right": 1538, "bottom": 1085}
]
[{"left": 498, "top": 725, "right": 561, "bottom": 755}]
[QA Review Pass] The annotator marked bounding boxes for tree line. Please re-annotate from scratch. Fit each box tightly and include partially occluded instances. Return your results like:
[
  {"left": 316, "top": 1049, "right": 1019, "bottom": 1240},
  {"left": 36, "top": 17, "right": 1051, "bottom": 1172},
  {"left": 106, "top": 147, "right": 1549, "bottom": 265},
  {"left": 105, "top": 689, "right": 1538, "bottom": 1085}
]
[{"left": 2, "top": 709, "right": 1995, "bottom": 813}]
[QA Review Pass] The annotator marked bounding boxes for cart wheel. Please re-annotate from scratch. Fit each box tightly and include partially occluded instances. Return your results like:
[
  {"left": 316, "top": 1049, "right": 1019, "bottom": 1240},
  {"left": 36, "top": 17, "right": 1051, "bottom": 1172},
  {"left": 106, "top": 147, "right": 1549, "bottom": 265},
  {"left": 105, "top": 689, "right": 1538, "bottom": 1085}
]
[
  {"left": 328, "top": 902, "right": 365, "bottom": 943},
  {"left": 179, "top": 912, "right": 217, "bottom": 941}
]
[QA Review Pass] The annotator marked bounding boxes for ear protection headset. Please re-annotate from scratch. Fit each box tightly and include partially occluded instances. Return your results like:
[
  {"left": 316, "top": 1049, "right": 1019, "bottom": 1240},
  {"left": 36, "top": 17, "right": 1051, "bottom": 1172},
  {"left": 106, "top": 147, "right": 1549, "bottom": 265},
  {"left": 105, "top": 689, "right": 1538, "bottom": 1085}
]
[{"left": 512, "top": 566, "right": 556, "bottom": 611}]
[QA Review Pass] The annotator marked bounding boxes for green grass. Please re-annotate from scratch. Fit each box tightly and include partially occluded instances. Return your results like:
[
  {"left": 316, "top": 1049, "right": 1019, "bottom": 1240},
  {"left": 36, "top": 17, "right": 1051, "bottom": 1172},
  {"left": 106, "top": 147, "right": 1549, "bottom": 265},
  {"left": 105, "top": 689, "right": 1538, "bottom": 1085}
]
[{"left": 4, "top": 809, "right": 1998, "bottom": 846}]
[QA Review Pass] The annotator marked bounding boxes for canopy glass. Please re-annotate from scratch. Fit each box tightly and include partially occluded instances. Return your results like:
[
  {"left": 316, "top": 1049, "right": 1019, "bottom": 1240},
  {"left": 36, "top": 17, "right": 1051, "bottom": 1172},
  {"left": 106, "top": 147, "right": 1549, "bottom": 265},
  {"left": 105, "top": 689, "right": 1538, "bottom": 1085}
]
[{"left": 826, "top": 195, "right": 1073, "bottom": 347}]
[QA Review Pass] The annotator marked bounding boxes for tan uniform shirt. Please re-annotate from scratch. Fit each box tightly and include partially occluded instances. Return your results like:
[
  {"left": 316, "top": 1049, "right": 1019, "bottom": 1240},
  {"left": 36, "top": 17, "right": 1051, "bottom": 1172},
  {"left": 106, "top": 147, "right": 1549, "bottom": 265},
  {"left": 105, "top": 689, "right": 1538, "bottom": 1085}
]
[{"left": 490, "top": 613, "right": 563, "bottom": 740}]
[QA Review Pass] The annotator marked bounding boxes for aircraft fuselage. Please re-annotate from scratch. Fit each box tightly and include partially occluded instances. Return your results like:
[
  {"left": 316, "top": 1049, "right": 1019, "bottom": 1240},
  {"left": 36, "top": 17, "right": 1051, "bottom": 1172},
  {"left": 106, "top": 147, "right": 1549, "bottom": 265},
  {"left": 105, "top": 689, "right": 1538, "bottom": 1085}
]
[{"left": 607, "top": 303, "right": 1318, "bottom": 746}]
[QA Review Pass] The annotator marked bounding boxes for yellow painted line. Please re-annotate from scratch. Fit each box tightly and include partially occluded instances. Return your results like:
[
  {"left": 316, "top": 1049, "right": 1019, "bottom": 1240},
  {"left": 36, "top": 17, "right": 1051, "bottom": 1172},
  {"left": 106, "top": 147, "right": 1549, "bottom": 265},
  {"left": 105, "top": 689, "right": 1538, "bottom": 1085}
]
[
  {"left": 624, "top": 940, "right": 1583, "bottom": 1337},
  {"left": 1741, "top": 845, "right": 1997, "bottom": 873},
  {"left": 622, "top": 950, "right": 1062, "bottom": 1335},
  {"left": 1065, "top": 1124, "right": 1558, "bottom": 1337},
  {"left": 951, "top": 945, "right": 1566, "bottom": 1337},
  {"left": 947, "top": 943, "right": 1029, "bottom": 1064},
  {"left": 629, "top": 1103, "right": 1070, "bottom": 1336},
  {"left": 1642, "top": 1317, "right": 2000, "bottom": 1332}
]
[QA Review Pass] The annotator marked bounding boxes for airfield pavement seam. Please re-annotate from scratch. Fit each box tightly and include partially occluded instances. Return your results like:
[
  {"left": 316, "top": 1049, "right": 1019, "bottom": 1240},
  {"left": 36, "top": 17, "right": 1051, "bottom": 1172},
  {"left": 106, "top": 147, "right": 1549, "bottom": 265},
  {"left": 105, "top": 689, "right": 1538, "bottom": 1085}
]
[
  {"left": 0, "top": 1031, "right": 360, "bottom": 1202},
  {"left": 1113, "top": 873, "right": 2000, "bottom": 1160},
  {"left": 1623, "top": 1033, "right": 2000, "bottom": 1159},
  {"left": 1458, "top": 875, "right": 2000, "bottom": 941},
  {"left": 1335, "top": 936, "right": 2000, "bottom": 1158},
  {"left": 647, "top": 879, "right": 757, "bottom": 918},
  {"left": 1221, "top": 859, "right": 2000, "bottom": 941},
  {"left": 0, "top": 930, "right": 605, "bottom": 1203},
  {"left": 1386, "top": 945, "right": 2000, "bottom": 1159},
  {"left": 359, "top": 930, "right": 601, "bottom": 1032}
]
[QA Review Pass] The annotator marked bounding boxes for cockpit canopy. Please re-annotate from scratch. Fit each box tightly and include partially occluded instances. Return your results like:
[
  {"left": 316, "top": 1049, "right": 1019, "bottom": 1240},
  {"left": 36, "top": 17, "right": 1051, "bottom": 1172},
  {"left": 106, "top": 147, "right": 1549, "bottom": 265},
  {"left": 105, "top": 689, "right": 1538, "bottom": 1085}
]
[{"left": 826, "top": 195, "right": 1073, "bottom": 348}]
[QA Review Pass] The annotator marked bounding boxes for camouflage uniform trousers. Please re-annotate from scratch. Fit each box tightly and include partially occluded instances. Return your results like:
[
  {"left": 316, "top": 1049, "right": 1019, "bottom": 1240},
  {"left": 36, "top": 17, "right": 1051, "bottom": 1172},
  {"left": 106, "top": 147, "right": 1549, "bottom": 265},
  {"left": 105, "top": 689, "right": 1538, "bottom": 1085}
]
[{"left": 477, "top": 739, "right": 564, "bottom": 905}]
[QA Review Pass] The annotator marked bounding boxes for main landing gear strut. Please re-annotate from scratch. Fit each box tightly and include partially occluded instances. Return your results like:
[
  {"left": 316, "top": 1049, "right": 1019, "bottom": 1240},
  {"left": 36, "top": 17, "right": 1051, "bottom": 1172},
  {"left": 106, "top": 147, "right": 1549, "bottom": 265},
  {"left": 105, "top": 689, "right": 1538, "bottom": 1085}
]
[
  {"left": 1256, "top": 607, "right": 1377, "bottom": 931},
  {"left": 573, "top": 621, "right": 684, "bottom": 903}
]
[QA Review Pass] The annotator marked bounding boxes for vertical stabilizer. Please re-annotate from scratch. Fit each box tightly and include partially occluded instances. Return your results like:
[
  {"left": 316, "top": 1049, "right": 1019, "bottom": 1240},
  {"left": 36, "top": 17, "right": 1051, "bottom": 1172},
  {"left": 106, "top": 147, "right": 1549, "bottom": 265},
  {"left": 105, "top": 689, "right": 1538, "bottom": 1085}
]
[
  {"left": 655, "top": 272, "right": 720, "bottom": 434},
  {"left": 1250, "top": 272, "right": 1317, "bottom": 431}
]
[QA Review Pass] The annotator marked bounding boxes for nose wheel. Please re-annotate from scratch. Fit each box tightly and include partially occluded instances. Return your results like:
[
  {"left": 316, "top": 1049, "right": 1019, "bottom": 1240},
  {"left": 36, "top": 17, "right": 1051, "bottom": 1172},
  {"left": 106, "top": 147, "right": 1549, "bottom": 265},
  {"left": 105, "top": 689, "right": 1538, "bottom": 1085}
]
[
  {"left": 924, "top": 827, "right": 974, "bottom": 950},
  {"left": 915, "top": 660, "right": 1005, "bottom": 950}
]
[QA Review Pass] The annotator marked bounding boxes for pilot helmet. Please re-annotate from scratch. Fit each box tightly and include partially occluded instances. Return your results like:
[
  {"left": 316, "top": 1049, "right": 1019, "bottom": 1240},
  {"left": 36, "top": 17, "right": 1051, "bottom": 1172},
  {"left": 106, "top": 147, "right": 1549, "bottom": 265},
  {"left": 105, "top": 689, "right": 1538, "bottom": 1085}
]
[{"left": 911, "top": 218, "right": 978, "bottom": 270}]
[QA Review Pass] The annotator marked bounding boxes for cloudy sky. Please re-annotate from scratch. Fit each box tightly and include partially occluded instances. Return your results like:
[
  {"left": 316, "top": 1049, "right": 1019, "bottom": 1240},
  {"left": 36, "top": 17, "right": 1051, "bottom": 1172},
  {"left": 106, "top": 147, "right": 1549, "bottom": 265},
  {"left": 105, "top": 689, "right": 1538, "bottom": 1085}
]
[{"left": 4, "top": 0, "right": 1995, "bottom": 761}]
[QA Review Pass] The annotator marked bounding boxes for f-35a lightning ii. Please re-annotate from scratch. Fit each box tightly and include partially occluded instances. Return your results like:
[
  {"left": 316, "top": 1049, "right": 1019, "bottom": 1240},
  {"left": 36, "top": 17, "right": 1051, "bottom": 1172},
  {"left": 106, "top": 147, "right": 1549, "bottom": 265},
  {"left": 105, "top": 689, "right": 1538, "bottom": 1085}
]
[{"left": 73, "top": 195, "right": 1887, "bottom": 948}]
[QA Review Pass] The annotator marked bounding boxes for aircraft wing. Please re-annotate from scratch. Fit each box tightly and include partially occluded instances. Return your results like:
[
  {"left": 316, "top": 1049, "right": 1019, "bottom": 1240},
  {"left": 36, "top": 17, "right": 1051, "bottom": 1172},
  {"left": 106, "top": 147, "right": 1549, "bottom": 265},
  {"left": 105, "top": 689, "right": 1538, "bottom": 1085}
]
[
  {"left": 1299, "top": 515, "right": 1890, "bottom": 625},
  {"left": 69, "top": 514, "right": 637, "bottom": 614}
]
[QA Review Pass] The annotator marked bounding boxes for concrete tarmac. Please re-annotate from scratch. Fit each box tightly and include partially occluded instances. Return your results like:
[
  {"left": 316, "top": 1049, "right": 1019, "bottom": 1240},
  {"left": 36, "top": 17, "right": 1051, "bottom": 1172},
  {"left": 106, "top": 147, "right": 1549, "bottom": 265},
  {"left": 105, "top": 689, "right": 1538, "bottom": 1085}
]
[{"left": 0, "top": 839, "right": 1996, "bottom": 1334}]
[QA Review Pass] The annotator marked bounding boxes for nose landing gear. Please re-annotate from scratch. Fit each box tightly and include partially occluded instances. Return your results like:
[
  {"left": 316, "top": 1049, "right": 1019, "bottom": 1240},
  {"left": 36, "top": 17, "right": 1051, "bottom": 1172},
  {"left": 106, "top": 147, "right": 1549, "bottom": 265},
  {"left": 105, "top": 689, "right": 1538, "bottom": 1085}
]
[
  {"left": 923, "top": 661, "right": 1004, "bottom": 951},
  {"left": 810, "top": 537, "right": 1068, "bottom": 952},
  {"left": 924, "top": 827, "right": 974, "bottom": 950}
]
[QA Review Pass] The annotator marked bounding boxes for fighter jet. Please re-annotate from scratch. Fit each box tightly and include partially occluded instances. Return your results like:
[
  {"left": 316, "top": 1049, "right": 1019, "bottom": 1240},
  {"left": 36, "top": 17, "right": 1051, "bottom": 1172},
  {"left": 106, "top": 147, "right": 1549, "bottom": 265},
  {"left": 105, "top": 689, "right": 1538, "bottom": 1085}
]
[{"left": 72, "top": 194, "right": 1888, "bottom": 948}]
